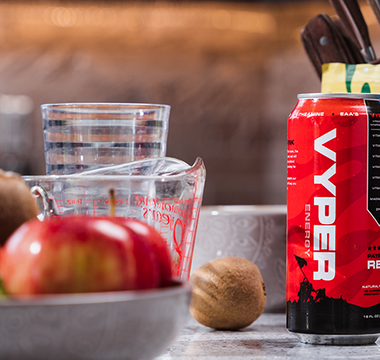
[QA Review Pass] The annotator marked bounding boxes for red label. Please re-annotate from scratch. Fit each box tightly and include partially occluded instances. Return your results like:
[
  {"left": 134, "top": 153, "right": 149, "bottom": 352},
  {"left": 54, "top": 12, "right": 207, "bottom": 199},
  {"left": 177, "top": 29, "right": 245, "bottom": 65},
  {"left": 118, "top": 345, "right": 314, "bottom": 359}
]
[{"left": 287, "top": 97, "right": 380, "bottom": 309}]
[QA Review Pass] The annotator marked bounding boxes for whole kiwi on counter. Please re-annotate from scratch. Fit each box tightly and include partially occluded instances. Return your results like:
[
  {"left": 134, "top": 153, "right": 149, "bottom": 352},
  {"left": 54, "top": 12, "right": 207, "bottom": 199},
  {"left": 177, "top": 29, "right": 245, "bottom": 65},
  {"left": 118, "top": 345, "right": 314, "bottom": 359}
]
[
  {"left": 189, "top": 256, "right": 266, "bottom": 330},
  {"left": 0, "top": 169, "right": 38, "bottom": 246}
]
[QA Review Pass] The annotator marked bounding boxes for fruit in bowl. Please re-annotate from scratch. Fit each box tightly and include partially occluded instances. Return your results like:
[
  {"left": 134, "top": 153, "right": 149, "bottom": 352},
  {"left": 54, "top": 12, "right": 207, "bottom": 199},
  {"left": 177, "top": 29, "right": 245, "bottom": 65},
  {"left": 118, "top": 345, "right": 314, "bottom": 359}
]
[
  {"left": 0, "top": 215, "right": 172, "bottom": 295},
  {"left": 0, "top": 215, "right": 192, "bottom": 360},
  {"left": 0, "top": 169, "right": 38, "bottom": 246}
]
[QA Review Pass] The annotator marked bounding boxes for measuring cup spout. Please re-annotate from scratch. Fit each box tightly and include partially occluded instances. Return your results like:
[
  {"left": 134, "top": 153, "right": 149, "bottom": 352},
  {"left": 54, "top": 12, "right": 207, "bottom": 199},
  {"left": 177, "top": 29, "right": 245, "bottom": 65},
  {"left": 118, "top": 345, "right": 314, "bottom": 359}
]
[{"left": 184, "top": 157, "right": 206, "bottom": 177}]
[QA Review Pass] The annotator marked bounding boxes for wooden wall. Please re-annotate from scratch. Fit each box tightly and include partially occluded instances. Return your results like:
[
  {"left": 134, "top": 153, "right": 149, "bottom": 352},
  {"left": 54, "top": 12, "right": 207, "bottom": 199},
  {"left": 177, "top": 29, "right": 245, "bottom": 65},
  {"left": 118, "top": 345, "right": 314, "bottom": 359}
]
[{"left": 0, "top": 1, "right": 376, "bottom": 205}]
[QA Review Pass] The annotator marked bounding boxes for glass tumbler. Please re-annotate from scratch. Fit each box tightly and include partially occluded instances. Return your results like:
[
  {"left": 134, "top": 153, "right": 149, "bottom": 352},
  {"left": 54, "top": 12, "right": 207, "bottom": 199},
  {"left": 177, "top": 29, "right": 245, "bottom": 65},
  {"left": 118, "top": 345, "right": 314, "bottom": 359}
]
[{"left": 41, "top": 103, "right": 170, "bottom": 175}]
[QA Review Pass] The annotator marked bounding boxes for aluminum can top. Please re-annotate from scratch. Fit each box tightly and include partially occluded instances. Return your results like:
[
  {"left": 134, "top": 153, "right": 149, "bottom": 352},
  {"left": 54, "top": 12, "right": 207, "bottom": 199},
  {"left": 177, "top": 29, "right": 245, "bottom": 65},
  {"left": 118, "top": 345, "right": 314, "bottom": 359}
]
[{"left": 297, "top": 93, "right": 380, "bottom": 100}]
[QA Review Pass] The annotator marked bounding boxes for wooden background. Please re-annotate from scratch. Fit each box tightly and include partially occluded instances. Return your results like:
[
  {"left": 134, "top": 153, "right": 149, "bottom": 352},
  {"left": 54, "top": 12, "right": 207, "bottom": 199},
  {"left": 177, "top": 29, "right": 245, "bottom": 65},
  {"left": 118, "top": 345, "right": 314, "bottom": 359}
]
[{"left": 0, "top": 0, "right": 377, "bottom": 205}]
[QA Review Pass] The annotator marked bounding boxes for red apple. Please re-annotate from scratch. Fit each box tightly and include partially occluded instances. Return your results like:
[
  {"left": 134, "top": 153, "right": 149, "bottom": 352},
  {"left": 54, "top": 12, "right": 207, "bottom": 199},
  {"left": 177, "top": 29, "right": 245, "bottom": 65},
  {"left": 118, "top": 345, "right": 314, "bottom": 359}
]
[
  {"left": 113, "top": 218, "right": 172, "bottom": 287},
  {"left": 0, "top": 216, "right": 168, "bottom": 295}
]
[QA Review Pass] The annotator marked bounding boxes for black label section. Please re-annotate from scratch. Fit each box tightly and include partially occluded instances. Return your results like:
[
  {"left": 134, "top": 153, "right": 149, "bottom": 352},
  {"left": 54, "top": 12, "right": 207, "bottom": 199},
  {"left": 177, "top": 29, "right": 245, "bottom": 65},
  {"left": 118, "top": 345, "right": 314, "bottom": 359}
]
[{"left": 366, "top": 99, "right": 380, "bottom": 226}]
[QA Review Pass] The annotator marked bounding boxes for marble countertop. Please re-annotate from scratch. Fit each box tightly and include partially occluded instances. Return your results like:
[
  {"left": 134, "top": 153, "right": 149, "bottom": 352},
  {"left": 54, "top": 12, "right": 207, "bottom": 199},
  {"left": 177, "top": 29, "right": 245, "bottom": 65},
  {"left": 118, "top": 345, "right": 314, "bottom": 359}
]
[{"left": 155, "top": 313, "right": 380, "bottom": 359}]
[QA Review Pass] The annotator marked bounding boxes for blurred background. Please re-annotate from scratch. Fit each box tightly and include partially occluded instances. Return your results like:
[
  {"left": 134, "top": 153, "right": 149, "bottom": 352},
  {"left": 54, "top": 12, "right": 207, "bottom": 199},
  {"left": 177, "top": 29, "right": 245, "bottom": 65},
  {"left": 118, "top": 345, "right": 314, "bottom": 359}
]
[{"left": 0, "top": 0, "right": 378, "bottom": 205}]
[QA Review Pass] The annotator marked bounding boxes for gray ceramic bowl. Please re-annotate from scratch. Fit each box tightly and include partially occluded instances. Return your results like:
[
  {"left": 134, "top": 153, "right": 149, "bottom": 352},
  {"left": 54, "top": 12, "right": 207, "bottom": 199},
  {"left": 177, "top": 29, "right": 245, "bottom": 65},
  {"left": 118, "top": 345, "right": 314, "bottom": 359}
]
[
  {"left": 0, "top": 281, "right": 191, "bottom": 360},
  {"left": 191, "top": 205, "right": 286, "bottom": 313}
]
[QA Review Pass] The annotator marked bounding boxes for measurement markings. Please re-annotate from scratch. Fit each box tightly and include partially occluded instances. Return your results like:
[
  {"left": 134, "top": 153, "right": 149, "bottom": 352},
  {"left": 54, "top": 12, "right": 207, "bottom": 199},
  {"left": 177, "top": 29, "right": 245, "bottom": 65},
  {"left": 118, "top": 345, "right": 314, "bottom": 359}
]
[
  {"left": 54, "top": 199, "right": 64, "bottom": 215},
  {"left": 86, "top": 199, "right": 102, "bottom": 216}
]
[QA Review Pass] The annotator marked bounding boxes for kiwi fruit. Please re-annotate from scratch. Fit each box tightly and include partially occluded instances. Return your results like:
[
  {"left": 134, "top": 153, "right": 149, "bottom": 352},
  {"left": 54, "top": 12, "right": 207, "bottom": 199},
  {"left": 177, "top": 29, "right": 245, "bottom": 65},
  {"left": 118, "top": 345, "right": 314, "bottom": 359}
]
[
  {"left": 0, "top": 170, "right": 38, "bottom": 246},
  {"left": 189, "top": 256, "right": 266, "bottom": 330}
]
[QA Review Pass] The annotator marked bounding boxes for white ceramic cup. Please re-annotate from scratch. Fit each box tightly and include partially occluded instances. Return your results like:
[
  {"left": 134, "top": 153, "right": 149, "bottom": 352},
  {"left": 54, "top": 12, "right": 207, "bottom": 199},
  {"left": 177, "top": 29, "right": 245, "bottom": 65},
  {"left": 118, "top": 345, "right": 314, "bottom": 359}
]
[{"left": 191, "top": 205, "right": 287, "bottom": 313}]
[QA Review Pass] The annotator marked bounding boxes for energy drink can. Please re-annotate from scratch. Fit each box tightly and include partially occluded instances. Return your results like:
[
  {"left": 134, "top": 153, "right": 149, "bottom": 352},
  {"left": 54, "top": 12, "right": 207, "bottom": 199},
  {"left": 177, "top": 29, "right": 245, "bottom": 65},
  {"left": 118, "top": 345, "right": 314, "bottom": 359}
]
[{"left": 287, "top": 93, "right": 380, "bottom": 345}]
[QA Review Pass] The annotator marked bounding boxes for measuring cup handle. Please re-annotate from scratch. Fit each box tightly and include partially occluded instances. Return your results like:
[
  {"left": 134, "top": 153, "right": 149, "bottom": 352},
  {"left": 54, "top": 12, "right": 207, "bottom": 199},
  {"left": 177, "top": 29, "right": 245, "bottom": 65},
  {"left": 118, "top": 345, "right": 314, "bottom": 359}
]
[{"left": 30, "top": 185, "right": 58, "bottom": 220}]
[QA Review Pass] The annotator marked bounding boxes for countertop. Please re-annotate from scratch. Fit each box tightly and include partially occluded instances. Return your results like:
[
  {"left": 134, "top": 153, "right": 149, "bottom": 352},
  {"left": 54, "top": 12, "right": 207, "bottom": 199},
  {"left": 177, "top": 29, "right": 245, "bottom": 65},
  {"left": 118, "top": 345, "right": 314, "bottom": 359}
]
[{"left": 155, "top": 314, "right": 380, "bottom": 359}]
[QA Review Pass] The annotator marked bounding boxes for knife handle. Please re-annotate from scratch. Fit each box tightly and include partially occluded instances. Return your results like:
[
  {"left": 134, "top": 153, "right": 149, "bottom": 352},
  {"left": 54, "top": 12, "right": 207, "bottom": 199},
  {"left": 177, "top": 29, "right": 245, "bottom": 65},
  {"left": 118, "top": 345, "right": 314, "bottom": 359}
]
[
  {"left": 329, "top": 0, "right": 376, "bottom": 61},
  {"left": 330, "top": 16, "right": 365, "bottom": 64},
  {"left": 301, "top": 14, "right": 361, "bottom": 78}
]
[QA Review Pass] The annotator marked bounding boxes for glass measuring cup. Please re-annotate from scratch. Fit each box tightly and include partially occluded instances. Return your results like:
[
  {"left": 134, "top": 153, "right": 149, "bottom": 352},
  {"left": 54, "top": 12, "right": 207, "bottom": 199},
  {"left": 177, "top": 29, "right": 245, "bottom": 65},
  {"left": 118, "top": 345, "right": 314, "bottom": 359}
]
[
  {"left": 42, "top": 103, "right": 170, "bottom": 175},
  {"left": 22, "top": 157, "right": 206, "bottom": 280}
]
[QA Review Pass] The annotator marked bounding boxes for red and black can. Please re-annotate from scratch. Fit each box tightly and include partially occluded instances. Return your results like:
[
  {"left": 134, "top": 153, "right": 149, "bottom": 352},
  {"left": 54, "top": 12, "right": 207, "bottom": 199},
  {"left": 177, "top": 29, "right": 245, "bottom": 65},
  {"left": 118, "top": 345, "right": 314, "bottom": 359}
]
[{"left": 287, "top": 93, "right": 380, "bottom": 345}]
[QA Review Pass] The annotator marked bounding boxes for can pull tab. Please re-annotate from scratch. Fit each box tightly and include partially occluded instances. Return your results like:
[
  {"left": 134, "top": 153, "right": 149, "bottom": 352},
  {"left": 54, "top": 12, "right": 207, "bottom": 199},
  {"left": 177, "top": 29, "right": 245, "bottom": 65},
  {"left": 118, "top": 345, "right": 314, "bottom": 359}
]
[{"left": 30, "top": 185, "right": 59, "bottom": 220}]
